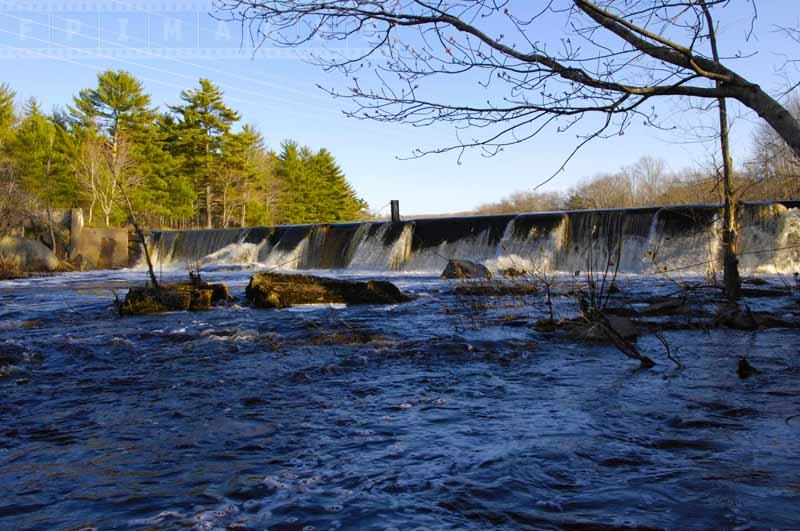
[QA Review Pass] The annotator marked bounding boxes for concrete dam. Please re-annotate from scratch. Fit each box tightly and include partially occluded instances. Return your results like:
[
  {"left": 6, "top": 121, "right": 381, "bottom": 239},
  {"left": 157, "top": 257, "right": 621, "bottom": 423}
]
[{"left": 147, "top": 201, "right": 800, "bottom": 275}]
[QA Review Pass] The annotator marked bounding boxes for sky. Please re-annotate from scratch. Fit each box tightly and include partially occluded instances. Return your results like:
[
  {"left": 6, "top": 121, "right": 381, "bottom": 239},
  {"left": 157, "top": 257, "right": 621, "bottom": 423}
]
[{"left": 0, "top": 0, "right": 797, "bottom": 215}]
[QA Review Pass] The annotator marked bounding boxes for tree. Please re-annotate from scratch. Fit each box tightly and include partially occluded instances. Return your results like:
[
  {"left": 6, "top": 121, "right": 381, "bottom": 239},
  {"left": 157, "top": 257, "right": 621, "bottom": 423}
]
[
  {"left": 274, "top": 140, "right": 313, "bottom": 224},
  {"left": 169, "top": 78, "right": 240, "bottom": 228},
  {"left": 0, "top": 84, "right": 19, "bottom": 238},
  {"left": 218, "top": 125, "right": 266, "bottom": 227},
  {"left": 219, "top": 0, "right": 800, "bottom": 299},
  {"left": 243, "top": 141, "right": 282, "bottom": 227},
  {"left": 308, "top": 148, "right": 367, "bottom": 222},
  {"left": 623, "top": 157, "right": 670, "bottom": 207},
  {"left": 0, "top": 84, "right": 15, "bottom": 147},
  {"left": 70, "top": 70, "right": 154, "bottom": 151},
  {"left": 273, "top": 141, "right": 366, "bottom": 224},
  {"left": 69, "top": 128, "right": 107, "bottom": 225},
  {"left": 567, "top": 173, "right": 633, "bottom": 210},
  {"left": 747, "top": 96, "right": 800, "bottom": 200},
  {"left": 69, "top": 70, "right": 158, "bottom": 226},
  {"left": 10, "top": 100, "right": 65, "bottom": 250}
]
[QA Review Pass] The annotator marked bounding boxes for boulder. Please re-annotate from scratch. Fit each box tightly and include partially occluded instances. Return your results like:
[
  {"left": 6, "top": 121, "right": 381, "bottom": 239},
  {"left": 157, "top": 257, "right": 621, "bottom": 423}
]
[
  {"left": 441, "top": 259, "right": 492, "bottom": 280},
  {"left": 641, "top": 298, "right": 691, "bottom": 316},
  {"left": 118, "top": 282, "right": 229, "bottom": 316},
  {"left": 0, "top": 236, "right": 59, "bottom": 272},
  {"left": 246, "top": 272, "right": 410, "bottom": 309},
  {"left": 500, "top": 267, "right": 529, "bottom": 278}
]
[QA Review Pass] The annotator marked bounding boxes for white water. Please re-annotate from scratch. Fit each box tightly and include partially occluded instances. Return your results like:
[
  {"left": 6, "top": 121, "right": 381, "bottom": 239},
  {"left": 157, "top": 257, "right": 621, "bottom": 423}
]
[{"left": 144, "top": 204, "right": 800, "bottom": 275}]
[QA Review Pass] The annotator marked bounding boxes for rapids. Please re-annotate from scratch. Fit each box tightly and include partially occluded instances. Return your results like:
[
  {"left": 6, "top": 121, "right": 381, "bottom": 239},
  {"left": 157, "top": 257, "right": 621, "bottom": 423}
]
[{"left": 1, "top": 268, "right": 799, "bottom": 529}]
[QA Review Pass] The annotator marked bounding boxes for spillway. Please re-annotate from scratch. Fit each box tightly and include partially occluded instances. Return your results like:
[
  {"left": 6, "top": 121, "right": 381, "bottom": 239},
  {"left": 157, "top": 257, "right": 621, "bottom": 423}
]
[{"left": 145, "top": 201, "right": 800, "bottom": 275}]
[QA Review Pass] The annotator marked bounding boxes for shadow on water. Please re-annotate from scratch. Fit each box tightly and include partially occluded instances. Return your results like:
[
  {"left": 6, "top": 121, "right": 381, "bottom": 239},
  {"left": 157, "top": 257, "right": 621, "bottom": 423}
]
[{"left": 0, "top": 269, "right": 799, "bottom": 529}]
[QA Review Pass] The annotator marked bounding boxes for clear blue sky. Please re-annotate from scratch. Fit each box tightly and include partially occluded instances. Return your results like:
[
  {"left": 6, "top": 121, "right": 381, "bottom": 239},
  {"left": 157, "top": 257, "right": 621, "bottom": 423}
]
[{"left": 0, "top": 1, "right": 797, "bottom": 215}]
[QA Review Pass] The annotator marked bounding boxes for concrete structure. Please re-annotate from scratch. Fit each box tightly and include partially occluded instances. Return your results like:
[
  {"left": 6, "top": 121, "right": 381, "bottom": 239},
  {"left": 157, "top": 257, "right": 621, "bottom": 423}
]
[{"left": 68, "top": 209, "right": 129, "bottom": 269}]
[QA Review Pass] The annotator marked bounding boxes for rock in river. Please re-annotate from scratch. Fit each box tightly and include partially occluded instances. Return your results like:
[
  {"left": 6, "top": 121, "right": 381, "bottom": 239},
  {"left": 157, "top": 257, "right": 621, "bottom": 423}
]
[
  {"left": 118, "top": 282, "right": 229, "bottom": 316},
  {"left": 441, "top": 259, "right": 492, "bottom": 280},
  {"left": 246, "top": 272, "right": 410, "bottom": 309}
]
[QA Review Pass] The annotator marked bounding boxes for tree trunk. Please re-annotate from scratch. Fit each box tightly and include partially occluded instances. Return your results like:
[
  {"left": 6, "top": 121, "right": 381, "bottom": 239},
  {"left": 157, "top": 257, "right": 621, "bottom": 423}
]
[
  {"left": 719, "top": 99, "right": 740, "bottom": 303},
  {"left": 205, "top": 184, "right": 212, "bottom": 229},
  {"left": 44, "top": 135, "right": 57, "bottom": 256},
  {"left": 701, "top": 2, "right": 740, "bottom": 303}
]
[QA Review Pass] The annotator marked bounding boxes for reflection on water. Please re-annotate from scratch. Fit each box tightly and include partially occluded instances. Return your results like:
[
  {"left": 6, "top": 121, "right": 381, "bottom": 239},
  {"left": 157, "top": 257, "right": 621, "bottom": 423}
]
[{"left": 1, "top": 268, "right": 799, "bottom": 529}]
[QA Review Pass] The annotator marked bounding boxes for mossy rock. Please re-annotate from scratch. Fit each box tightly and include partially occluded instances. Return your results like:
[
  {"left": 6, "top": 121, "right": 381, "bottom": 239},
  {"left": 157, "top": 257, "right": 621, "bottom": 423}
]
[
  {"left": 500, "top": 267, "right": 529, "bottom": 278},
  {"left": 453, "top": 281, "right": 538, "bottom": 297},
  {"left": 246, "top": 272, "right": 410, "bottom": 309},
  {"left": 118, "top": 282, "right": 229, "bottom": 316}
]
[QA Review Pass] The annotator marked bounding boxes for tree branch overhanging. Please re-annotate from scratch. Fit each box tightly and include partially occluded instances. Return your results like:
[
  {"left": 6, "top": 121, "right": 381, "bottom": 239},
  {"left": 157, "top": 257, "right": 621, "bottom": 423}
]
[{"left": 215, "top": 1, "right": 800, "bottom": 158}]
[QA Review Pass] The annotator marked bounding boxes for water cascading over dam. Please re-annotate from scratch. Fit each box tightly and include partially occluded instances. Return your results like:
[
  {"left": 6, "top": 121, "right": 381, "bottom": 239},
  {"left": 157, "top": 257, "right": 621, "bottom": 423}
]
[{"left": 146, "top": 202, "right": 800, "bottom": 275}]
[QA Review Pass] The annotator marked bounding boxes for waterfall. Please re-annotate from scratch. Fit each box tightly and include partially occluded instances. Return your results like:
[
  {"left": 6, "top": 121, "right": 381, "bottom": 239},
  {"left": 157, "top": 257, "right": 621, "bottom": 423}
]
[
  {"left": 348, "top": 223, "right": 413, "bottom": 271},
  {"left": 144, "top": 202, "right": 800, "bottom": 275}
]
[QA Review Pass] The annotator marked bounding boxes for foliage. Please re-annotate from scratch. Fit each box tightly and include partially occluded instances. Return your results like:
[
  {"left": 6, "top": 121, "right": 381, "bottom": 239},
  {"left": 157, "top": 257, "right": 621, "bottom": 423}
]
[
  {"left": 276, "top": 141, "right": 367, "bottom": 224},
  {"left": 0, "top": 71, "right": 365, "bottom": 230},
  {"left": 169, "top": 79, "right": 240, "bottom": 228},
  {"left": 475, "top": 151, "right": 800, "bottom": 215}
]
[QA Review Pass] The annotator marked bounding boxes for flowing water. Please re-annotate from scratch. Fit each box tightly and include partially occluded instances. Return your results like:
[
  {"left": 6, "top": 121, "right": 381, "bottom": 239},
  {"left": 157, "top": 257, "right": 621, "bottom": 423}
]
[
  {"left": 147, "top": 203, "right": 800, "bottom": 276},
  {"left": 1, "top": 266, "right": 800, "bottom": 529}
]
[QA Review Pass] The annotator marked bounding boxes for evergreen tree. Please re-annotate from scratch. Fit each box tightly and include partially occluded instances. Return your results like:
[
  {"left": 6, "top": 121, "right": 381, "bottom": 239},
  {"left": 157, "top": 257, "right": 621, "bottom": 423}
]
[
  {"left": 0, "top": 83, "right": 15, "bottom": 146},
  {"left": 275, "top": 140, "right": 313, "bottom": 224},
  {"left": 274, "top": 141, "right": 366, "bottom": 224},
  {"left": 10, "top": 99, "right": 76, "bottom": 207},
  {"left": 217, "top": 124, "right": 269, "bottom": 227},
  {"left": 8, "top": 100, "right": 80, "bottom": 249},
  {"left": 169, "top": 78, "right": 240, "bottom": 228},
  {"left": 0, "top": 77, "right": 365, "bottom": 232},
  {"left": 70, "top": 70, "right": 154, "bottom": 143},
  {"left": 309, "top": 148, "right": 366, "bottom": 222},
  {"left": 69, "top": 71, "right": 159, "bottom": 224},
  {"left": 69, "top": 70, "right": 190, "bottom": 226}
]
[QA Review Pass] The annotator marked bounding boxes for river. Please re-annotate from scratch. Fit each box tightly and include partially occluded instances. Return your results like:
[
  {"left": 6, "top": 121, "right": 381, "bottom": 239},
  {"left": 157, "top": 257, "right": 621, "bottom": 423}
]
[{"left": 1, "top": 268, "right": 799, "bottom": 529}]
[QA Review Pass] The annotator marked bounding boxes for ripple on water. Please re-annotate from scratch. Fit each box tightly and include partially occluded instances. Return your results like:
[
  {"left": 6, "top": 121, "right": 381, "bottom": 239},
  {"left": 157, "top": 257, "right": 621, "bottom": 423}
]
[{"left": 0, "top": 271, "right": 799, "bottom": 529}]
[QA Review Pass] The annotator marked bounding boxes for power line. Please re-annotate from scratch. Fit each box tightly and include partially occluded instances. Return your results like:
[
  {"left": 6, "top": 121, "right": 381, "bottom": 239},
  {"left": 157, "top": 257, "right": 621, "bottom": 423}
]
[
  {"left": 0, "top": 13, "right": 307, "bottom": 109},
  {"left": 3, "top": 7, "right": 324, "bottom": 100}
]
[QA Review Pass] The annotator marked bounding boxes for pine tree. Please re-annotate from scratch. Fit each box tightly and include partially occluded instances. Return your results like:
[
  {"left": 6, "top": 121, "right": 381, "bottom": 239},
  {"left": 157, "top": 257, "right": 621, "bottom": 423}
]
[
  {"left": 309, "top": 148, "right": 366, "bottom": 222},
  {"left": 0, "top": 84, "right": 15, "bottom": 147},
  {"left": 274, "top": 142, "right": 366, "bottom": 224},
  {"left": 275, "top": 140, "right": 314, "bottom": 224},
  {"left": 70, "top": 70, "right": 154, "bottom": 147},
  {"left": 11, "top": 100, "right": 72, "bottom": 205},
  {"left": 9, "top": 100, "right": 80, "bottom": 248},
  {"left": 69, "top": 70, "right": 164, "bottom": 225},
  {"left": 169, "top": 78, "right": 240, "bottom": 228},
  {"left": 217, "top": 124, "right": 269, "bottom": 227}
]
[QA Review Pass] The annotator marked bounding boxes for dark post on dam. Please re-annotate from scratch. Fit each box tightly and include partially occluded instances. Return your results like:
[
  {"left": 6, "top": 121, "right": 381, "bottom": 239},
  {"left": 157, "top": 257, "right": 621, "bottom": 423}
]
[{"left": 390, "top": 200, "right": 401, "bottom": 223}]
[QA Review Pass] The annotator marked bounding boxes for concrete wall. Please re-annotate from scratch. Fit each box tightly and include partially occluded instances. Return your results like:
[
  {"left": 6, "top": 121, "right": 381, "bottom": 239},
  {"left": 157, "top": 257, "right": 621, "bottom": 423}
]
[{"left": 69, "top": 209, "right": 129, "bottom": 269}]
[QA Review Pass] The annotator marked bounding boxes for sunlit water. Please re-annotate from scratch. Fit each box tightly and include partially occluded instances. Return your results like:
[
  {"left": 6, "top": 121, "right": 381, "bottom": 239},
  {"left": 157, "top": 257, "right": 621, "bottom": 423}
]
[{"left": 1, "top": 268, "right": 799, "bottom": 529}]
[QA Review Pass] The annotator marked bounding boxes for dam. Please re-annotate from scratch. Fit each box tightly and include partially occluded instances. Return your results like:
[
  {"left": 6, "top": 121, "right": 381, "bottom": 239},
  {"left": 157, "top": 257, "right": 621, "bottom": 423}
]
[{"left": 147, "top": 201, "right": 800, "bottom": 275}]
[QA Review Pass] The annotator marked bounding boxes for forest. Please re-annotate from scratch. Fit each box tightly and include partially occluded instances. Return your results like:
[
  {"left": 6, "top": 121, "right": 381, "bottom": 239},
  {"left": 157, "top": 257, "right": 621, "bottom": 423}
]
[
  {"left": 0, "top": 70, "right": 368, "bottom": 234},
  {"left": 475, "top": 101, "right": 800, "bottom": 215}
]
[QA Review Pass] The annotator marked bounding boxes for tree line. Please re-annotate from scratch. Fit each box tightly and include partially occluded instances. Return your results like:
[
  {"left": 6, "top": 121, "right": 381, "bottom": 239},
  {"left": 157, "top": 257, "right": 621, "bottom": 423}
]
[
  {"left": 475, "top": 110, "right": 800, "bottom": 216},
  {"left": 0, "top": 70, "right": 367, "bottom": 235}
]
